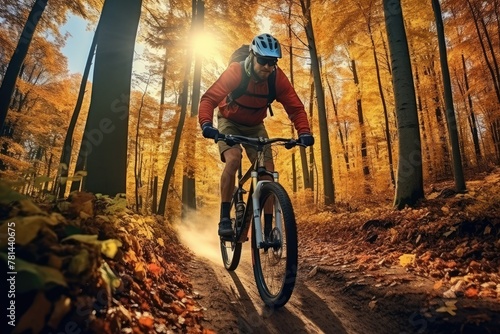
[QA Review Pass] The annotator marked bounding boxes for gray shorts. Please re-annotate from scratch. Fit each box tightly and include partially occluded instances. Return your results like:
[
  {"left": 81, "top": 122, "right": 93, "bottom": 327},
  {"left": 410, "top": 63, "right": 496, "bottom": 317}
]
[{"left": 217, "top": 116, "right": 273, "bottom": 164}]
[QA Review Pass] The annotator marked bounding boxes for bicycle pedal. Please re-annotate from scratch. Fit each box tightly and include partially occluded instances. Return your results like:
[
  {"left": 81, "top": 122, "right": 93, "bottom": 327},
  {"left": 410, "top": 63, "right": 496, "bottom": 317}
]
[{"left": 220, "top": 235, "right": 234, "bottom": 242}]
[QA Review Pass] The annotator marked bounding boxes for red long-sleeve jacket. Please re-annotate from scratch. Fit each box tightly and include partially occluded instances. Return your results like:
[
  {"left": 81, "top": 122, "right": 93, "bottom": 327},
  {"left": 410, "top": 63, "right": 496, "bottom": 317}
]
[{"left": 198, "top": 62, "right": 311, "bottom": 135}]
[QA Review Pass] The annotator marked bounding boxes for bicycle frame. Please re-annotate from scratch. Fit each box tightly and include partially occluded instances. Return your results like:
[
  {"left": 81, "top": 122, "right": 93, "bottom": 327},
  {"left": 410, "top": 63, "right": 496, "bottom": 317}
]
[{"left": 234, "top": 147, "right": 280, "bottom": 249}]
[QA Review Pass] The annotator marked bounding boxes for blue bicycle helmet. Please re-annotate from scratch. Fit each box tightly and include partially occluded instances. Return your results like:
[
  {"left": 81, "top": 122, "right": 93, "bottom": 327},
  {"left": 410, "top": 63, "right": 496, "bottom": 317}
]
[{"left": 249, "top": 33, "right": 282, "bottom": 58}]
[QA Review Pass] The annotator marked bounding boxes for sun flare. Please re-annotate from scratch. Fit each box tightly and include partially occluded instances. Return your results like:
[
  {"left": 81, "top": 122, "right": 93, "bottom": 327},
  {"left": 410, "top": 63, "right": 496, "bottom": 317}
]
[{"left": 191, "top": 32, "right": 216, "bottom": 58}]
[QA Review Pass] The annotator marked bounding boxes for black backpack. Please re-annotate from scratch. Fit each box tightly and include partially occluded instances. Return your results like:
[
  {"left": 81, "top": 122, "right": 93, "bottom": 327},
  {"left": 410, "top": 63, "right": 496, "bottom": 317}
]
[{"left": 226, "top": 45, "right": 276, "bottom": 115}]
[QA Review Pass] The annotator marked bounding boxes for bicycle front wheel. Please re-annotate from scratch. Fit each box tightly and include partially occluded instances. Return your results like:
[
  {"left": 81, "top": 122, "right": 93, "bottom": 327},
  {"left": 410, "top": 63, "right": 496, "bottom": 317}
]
[{"left": 251, "top": 182, "right": 298, "bottom": 308}]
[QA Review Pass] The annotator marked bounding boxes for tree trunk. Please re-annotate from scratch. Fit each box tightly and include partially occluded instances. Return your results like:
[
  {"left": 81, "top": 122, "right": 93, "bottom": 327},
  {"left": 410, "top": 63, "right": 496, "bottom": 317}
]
[
  {"left": 134, "top": 78, "right": 150, "bottom": 212},
  {"left": 430, "top": 65, "right": 451, "bottom": 178},
  {"left": 326, "top": 76, "right": 349, "bottom": 171},
  {"left": 466, "top": 0, "right": 500, "bottom": 102},
  {"left": 413, "top": 62, "right": 434, "bottom": 180},
  {"left": 432, "top": 0, "right": 466, "bottom": 192},
  {"left": 461, "top": 54, "right": 482, "bottom": 165},
  {"left": 76, "top": 0, "right": 142, "bottom": 196},
  {"left": 158, "top": 47, "right": 193, "bottom": 214},
  {"left": 0, "top": 0, "right": 48, "bottom": 132},
  {"left": 491, "top": 119, "right": 500, "bottom": 163},
  {"left": 299, "top": 0, "right": 335, "bottom": 206},
  {"left": 308, "top": 87, "right": 317, "bottom": 198},
  {"left": 149, "top": 47, "right": 169, "bottom": 214},
  {"left": 383, "top": 0, "right": 424, "bottom": 209},
  {"left": 351, "top": 59, "right": 371, "bottom": 183},
  {"left": 299, "top": 76, "right": 314, "bottom": 190}
]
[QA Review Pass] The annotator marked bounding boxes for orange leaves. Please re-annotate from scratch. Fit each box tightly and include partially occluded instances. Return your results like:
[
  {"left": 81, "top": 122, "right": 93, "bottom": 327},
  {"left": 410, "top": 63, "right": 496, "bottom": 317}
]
[
  {"left": 0, "top": 185, "right": 215, "bottom": 333},
  {"left": 138, "top": 315, "right": 154, "bottom": 329},
  {"left": 148, "top": 262, "right": 163, "bottom": 277},
  {"left": 464, "top": 287, "right": 479, "bottom": 298},
  {"left": 176, "top": 289, "right": 186, "bottom": 299},
  {"left": 298, "top": 168, "right": 500, "bottom": 311},
  {"left": 433, "top": 280, "right": 443, "bottom": 290},
  {"left": 170, "top": 301, "right": 186, "bottom": 315}
]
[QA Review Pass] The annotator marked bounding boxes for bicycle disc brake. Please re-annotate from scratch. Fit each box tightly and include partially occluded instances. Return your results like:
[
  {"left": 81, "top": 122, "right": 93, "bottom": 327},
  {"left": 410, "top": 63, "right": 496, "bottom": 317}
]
[{"left": 267, "top": 228, "right": 283, "bottom": 265}]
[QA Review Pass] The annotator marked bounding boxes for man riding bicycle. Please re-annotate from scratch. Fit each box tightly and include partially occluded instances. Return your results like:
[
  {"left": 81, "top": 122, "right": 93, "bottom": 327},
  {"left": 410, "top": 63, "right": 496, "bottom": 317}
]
[{"left": 198, "top": 33, "right": 314, "bottom": 237}]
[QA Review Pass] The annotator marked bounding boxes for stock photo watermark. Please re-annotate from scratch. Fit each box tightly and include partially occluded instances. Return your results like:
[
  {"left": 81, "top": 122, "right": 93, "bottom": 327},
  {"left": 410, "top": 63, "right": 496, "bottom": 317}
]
[{"left": 5, "top": 221, "right": 17, "bottom": 328}]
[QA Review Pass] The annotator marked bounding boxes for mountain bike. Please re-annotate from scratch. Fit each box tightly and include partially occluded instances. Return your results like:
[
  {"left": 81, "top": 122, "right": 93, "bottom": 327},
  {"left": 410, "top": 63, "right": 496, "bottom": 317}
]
[{"left": 217, "top": 133, "right": 302, "bottom": 308}]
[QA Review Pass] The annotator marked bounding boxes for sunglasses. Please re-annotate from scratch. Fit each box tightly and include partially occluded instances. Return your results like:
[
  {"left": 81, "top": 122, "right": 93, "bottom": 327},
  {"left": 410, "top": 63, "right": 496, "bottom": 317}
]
[{"left": 256, "top": 56, "right": 278, "bottom": 67}]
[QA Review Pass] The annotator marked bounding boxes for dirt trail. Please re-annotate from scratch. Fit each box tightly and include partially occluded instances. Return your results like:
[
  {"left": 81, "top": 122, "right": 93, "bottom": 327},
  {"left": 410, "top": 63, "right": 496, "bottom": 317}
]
[
  {"left": 186, "top": 245, "right": 410, "bottom": 334},
  {"left": 180, "top": 225, "right": 408, "bottom": 334},
  {"left": 180, "top": 214, "right": 500, "bottom": 334}
]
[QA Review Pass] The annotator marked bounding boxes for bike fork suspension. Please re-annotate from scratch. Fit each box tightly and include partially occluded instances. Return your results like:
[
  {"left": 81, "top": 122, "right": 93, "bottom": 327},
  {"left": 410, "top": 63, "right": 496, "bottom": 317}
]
[{"left": 252, "top": 171, "right": 282, "bottom": 249}]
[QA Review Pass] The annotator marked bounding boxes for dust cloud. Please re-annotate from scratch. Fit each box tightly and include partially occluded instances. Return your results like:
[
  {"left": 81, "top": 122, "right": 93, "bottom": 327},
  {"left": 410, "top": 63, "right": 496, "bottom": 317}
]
[{"left": 176, "top": 210, "right": 223, "bottom": 264}]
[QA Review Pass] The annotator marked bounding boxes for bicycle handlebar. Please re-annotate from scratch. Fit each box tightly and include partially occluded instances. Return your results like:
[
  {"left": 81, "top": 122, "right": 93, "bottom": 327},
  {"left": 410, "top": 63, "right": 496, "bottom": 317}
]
[{"left": 216, "top": 133, "right": 305, "bottom": 149}]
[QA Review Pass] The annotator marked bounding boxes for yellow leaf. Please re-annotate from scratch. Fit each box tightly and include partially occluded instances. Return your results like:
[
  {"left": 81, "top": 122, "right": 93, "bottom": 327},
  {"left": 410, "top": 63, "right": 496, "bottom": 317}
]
[
  {"left": 436, "top": 300, "right": 457, "bottom": 316},
  {"left": 134, "top": 261, "right": 147, "bottom": 280},
  {"left": 124, "top": 250, "right": 138, "bottom": 262},
  {"left": 62, "top": 235, "right": 122, "bottom": 259},
  {"left": 101, "top": 239, "right": 122, "bottom": 259},
  {"left": 399, "top": 254, "right": 416, "bottom": 267}
]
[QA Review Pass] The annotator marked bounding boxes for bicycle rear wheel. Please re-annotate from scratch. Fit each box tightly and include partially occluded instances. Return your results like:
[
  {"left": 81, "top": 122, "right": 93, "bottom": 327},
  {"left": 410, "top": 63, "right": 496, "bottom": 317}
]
[
  {"left": 220, "top": 198, "right": 242, "bottom": 271},
  {"left": 251, "top": 182, "right": 298, "bottom": 308}
]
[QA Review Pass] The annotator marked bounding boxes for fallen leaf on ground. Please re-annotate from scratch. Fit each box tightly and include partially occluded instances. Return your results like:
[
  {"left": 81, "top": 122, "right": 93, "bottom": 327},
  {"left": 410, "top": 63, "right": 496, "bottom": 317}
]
[{"left": 436, "top": 300, "right": 458, "bottom": 316}]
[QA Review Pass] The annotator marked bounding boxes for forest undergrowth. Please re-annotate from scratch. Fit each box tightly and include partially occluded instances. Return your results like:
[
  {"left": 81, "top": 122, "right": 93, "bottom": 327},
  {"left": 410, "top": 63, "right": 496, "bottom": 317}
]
[
  {"left": 299, "top": 167, "right": 500, "bottom": 332},
  {"left": 1, "top": 167, "right": 499, "bottom": 333}
]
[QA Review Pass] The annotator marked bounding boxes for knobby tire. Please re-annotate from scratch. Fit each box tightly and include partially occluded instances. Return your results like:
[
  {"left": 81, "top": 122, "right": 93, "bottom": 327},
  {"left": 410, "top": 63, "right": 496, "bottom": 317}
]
[{"left": 251, "top": 182, "right": 298, "bottom": 308}]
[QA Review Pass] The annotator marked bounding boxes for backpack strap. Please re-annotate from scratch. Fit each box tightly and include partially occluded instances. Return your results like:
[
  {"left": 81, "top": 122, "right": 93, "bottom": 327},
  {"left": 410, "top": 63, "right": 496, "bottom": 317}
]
[
  {"left": 267, "top": 70, "right": 276, "bottom": 116},
  {"left": 226, "top": 61, "right": 250, "bottom": 104},
  {"left": 226, "top": 62, "right": 277, "bottom": 116}
]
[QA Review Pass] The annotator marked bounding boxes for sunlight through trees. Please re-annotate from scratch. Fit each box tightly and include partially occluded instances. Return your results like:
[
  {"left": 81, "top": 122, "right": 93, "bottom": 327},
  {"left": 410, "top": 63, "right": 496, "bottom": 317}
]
[{"left": 1, "top": 0, "right": 500, "bottom": 213}]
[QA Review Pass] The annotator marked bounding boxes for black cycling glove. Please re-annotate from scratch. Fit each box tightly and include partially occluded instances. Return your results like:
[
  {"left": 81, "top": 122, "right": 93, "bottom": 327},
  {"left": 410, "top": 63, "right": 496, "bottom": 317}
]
[
  {"left": 202, "top": 122, "right": 219, "bottom": 140},
  {"left": 298, "top": 133, "right": 315, "bottom": 146}
]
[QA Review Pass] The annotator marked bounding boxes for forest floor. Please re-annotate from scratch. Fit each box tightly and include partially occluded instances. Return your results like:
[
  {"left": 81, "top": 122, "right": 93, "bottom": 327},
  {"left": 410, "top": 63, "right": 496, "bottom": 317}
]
[{"left": 1, "top": 167, "right": 500, "bottom": 333}]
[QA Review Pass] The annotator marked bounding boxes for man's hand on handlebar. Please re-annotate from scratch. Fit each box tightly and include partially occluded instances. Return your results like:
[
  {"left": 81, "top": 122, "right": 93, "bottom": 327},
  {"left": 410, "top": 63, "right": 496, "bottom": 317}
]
[
  {"left": 202, "top": 122, "right": 219, "bottom": 141},
  {"left": 298, "top": 133, "right": 315, "bottom": 147}
]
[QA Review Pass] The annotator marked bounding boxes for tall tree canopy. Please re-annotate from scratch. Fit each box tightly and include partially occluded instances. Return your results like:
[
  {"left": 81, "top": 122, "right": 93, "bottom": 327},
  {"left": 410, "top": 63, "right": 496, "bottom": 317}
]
[{"left": 1, "top": 0, "right": 500, "bottom": 214}]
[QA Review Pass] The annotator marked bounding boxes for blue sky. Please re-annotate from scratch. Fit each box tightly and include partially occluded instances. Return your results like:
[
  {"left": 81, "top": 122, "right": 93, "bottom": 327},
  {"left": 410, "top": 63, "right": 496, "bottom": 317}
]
[{"left": 61, "top": 15, "right": 95, "bottom": 74}]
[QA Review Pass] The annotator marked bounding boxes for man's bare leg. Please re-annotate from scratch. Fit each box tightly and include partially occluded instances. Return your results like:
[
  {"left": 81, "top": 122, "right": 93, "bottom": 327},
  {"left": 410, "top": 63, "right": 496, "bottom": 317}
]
[{"left": 218, "top": 147, "right": 241, "bottom": 236}]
